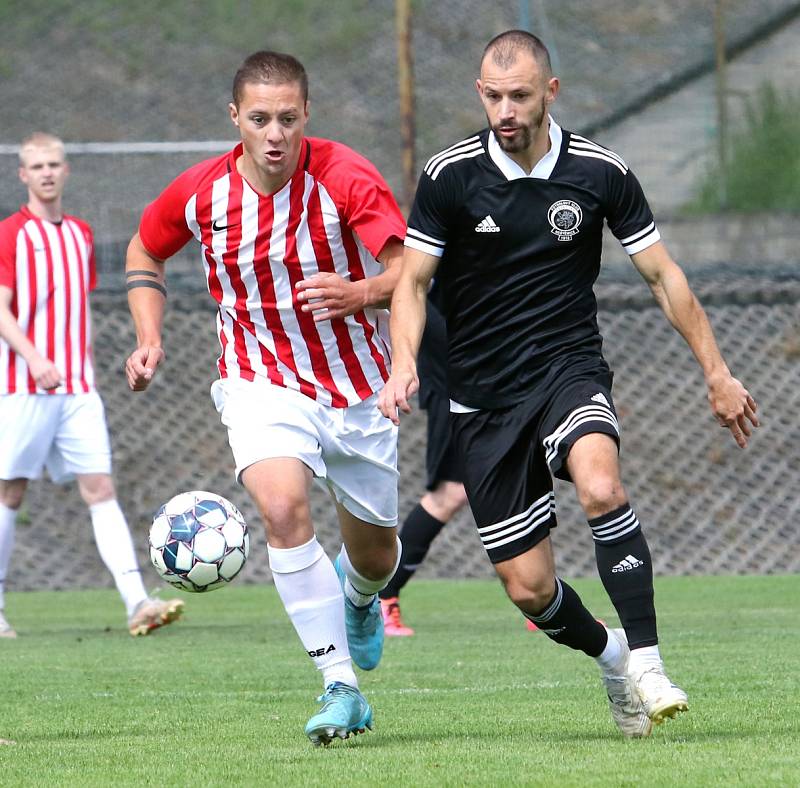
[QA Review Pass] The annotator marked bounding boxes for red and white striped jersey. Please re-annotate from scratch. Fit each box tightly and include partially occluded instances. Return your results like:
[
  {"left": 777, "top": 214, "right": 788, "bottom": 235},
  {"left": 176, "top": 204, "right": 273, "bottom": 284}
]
[
  {"left": 139, "top": 138, "right": 405, "bottom": 408},
  {"left": 0, "top": 206, "right": 96, "bottom": 395}
]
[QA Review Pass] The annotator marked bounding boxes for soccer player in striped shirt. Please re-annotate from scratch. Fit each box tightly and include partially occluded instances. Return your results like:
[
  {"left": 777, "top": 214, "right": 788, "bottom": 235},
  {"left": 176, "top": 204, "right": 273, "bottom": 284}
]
[
  {"left": 125, "top": 51, "right": 406, "bottom": 745},
  {"left": 0, "top": 133, "right": 184, "bottom": 638},
  {"left": 380, "top": 31, "right": 759, "bottom": 737}
]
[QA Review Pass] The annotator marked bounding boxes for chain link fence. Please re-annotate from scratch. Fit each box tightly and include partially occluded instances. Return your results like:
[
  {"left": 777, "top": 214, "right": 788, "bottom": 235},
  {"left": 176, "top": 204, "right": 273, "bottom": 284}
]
[{"left": 8, "top": 274, "right": 799, "bottom": 591}]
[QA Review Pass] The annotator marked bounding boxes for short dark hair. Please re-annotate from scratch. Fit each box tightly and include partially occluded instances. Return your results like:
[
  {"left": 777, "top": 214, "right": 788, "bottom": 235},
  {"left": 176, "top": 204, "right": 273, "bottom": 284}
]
[
  {"left": 482, "top": 30, "right": 552, "bottom": 78},
  {"left": 232, "top": 50, "right": 309, "bottom": 105}
]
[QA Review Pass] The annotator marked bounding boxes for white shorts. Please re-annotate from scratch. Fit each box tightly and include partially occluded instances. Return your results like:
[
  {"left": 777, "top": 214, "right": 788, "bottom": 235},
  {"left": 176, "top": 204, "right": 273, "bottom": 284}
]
[
  {"left": 211, "top": 379, "right": 399, "bottom": 527},
  {"left": 0, "top": 392, "right": 112, "bottom": 483}
]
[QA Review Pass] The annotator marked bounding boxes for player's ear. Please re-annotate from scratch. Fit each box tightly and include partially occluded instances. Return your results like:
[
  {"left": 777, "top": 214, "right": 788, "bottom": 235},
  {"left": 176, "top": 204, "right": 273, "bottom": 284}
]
[
  {"left": 229, "top": 102, "right": 240, "bottom": 127},
  {"left": 17, "top": 166, "right": 28, "bottom": 186},
  {"left": 545, "top": 77, "right": 560, "bottom": 105},
  {"left": 475, "top": 78, "right": 483, "bottom": 98}
]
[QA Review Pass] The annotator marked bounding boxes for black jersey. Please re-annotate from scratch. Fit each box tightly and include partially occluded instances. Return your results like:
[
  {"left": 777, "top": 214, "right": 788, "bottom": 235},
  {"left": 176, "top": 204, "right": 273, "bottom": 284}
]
[{"left": 405, "top": 119, "right": 660, "bottom": 410}]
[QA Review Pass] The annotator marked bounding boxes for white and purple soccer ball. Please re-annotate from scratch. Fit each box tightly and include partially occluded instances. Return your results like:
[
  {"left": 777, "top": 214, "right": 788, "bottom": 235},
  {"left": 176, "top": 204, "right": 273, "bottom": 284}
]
[{"left": 149, "top": 491, "right": 250, "bottom": 592}]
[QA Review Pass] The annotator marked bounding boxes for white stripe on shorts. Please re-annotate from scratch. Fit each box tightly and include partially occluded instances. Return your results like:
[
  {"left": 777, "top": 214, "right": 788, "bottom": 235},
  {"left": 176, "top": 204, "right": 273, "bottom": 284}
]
[
  {"left": 543, "top": 404, "right": 619, "bottom": 467},
  {"left": 478, "top": 491, "right": 555, "bottom": 552}
]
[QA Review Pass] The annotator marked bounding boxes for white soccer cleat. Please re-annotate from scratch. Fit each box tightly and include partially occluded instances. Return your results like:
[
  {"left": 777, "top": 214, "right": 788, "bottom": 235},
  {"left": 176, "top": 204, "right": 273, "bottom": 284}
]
[
  {"left": 633, "top": 664, "right": 689, "bottom": 724},
  {"left": 601, "top": 629, "right": 652, "bottom": 738},
  {"left": 128, "top": 597, "right": 184, "bottom": 637},
  {"left": 0, "top": 610, "right": 17, "bottom": 639}
]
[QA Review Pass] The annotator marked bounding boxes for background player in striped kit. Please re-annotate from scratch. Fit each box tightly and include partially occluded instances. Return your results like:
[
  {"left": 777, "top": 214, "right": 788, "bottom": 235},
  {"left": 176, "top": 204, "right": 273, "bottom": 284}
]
[
  {"left": 0, "top": 133, "right": 184, "bottom": 639},
  {"left": 380, "top": 30, "right": 759, "bottom": 737},
  {"left": 124, "top": 51, "right": 406, "bottom": 745}
]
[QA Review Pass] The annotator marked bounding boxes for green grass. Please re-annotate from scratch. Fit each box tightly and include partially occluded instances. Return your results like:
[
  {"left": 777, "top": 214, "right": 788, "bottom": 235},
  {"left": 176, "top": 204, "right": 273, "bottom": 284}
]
[
  {"left": 684, "top": 83, "right": 800, "bottom": 213},
  {"left": 1, "top": 575, "right": 798, "bottom": 786}
]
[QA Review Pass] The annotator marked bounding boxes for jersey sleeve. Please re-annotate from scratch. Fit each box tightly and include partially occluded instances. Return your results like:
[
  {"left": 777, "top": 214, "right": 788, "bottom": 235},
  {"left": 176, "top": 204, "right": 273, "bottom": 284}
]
[
  {"left": 325, "top": 149, "right": 406, "bottom": 260},
  {"left": 605, "top": 166, "right": 660, "bottom": 255},
  {"left": 139, "top": 169, "right": 197, "bottom": 260},
  {"left": 405, "top": 164, "right": 459, "bottom": 258},
  {"left": 83, "top": 222, "right": 97, "bottom": 291},
  {"left": 0, "top": 217, "right": 18, "bottom": 289}
]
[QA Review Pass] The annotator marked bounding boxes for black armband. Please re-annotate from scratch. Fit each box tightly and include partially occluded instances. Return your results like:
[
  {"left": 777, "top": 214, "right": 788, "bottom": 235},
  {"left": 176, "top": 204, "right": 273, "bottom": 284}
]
[
  {"left": 126, "top": 269, "right": 159, "bottom": 279},
  {"left": 127, "top": 280, "right": 167, "bottom": 297}
]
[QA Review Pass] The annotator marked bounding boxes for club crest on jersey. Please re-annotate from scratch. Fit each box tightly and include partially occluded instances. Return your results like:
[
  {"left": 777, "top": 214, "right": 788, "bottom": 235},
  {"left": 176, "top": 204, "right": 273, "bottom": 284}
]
[{"left": 547, "top": 200, "right": 582, "bottom": 241}]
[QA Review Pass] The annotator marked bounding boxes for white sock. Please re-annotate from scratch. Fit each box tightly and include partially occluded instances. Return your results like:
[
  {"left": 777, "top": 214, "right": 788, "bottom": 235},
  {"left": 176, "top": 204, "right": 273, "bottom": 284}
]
[
  {"left": 269, "top": 537, "right": 357, "bottom": 690},
  {"left": 0, "top": 503, "right": 17, "bottom": 611},
  {"left": 628, "top": 645, "right": 662, "bottom": 676},
  {"left": 89, "top": 499, "right": 148, "bottom": 617},
  {"left": 595, "top": 627, "right": 625, "bottom": 672},
  {"left": 337, "top": 538, "right": 402, "bottom": 608}
]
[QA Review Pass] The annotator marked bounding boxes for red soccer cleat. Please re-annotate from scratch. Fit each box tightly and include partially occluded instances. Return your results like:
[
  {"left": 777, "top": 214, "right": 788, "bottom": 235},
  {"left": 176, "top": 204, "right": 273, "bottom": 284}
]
[{"left": 380, "top": 597, "right": 414, "bottom": 636}]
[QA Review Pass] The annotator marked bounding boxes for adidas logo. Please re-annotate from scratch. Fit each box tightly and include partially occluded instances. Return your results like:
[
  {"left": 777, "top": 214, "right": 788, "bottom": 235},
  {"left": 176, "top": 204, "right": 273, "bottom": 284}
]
[
  {"left": 611, "top": 554, "right": 643, "bottom": 573},
  {"left": 475, "top": 215, "right": 500, "bottom": 233},
  {"left": 591, "top": 392, "right": 609, "bottom": 406}
]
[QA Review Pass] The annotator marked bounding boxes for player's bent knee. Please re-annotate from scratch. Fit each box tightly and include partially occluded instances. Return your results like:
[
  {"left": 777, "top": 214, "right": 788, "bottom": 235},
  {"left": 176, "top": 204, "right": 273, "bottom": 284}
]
[
  {"left": 360, "top": 550, "right": 397, "bottom": 582},
  {"left": 260, "top": 495, "right": 314, "bottom": 544},
  {"left": 76, "top": 474, "right": 116, "bottom": 506},
  {"left": 499, "top": 573, "right": 555, "bottom": 615},
  {"left": 347, "top": 539, "right": 397, "bottom": 581},
  {"left": 576, "top": 478, "right": 626, "bottom": 519}
]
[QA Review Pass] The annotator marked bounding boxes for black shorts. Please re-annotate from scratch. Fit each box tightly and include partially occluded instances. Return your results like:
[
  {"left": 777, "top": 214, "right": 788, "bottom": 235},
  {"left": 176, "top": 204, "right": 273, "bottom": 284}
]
[
  {"left": 450, "top": 357, "right": 619, "bottom": 564},
  {"left": 418, "top": 295, "right": 463, "bottom": 490},
  {"left": 423, "top": 389, "right": 463, "bottom": 490}
]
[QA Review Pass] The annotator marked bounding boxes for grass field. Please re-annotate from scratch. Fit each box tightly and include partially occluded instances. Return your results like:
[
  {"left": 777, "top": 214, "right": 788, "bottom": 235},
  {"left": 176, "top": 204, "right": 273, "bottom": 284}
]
[{"left": 0, "top": 575, "right": 798, "bottom": 787}]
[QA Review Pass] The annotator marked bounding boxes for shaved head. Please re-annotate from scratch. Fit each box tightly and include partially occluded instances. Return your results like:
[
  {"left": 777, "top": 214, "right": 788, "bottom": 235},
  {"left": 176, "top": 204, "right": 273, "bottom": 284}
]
[{"left": 481, "top": 30, "right": 552, "bottom": 80}]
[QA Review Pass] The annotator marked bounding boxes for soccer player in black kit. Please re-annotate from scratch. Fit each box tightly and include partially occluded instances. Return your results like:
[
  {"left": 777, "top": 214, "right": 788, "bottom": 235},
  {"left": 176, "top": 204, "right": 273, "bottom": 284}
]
[{"left": 379, "top": 30, "right": 759, "bottom": 738}]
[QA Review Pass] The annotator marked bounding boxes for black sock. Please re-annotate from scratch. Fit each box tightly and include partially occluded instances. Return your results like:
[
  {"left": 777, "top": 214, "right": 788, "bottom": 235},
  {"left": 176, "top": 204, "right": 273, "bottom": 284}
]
[
  {"left": 379, "top": 504, "right": 446, "bottom": 599},
  {"left": 526, "top": 577, "right": 608, "bottom": 657},
  {"left": 590, "top": 503, "right": 657, "bottom": 648}
]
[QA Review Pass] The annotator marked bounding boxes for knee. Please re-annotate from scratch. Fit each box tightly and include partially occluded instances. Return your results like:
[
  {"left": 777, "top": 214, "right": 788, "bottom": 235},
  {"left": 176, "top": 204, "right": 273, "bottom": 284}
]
[
  {"left": 422, "top": 482, "right": 469, "bottom": 522},
  {"left": 349, "top": 535, "right": 398, "bottom": 581},
  {"left": 260, "top": 495, "right": 311, "bottom": 541},
  {"left": 500, "top": 572, "right": 556, "bottom": 615},
  {"left": 78, "top": 475, "right": 116, "bottom": 506},
  {"left": 365, "top": 542, "right": 398, "bottom": 580},
  {"left": 442, "top": 483, "right": 469, "bottom": 517},
  {"left": 0, "top": 479, "right": 27, "bottom": 510},
  {"left": 576, "top": 475, "right": 627, "bottom": 520}
]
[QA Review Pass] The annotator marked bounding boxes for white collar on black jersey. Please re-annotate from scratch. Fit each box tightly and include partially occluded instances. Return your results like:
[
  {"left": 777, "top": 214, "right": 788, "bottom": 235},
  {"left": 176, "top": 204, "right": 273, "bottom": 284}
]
[{"left": 488, "top": 115, "right": 562, "bottom": 181}]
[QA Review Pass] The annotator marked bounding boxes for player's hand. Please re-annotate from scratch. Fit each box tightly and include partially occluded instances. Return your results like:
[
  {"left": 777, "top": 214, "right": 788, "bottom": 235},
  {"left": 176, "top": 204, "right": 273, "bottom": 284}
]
[
  {"left": 29, "top": 356, "right": 63, "bottom": 390},
  {"left": 296, "top": 272, "right": 364, "bottom": 322},
  {"left": 378, "top": 370, "right": 419, "bottom": 425},
  {"left": 126, "top": 345, "right": 165, "bottom": 391},
  {"left": 707, "top": 374, "right": 759, "bottom": 448}
]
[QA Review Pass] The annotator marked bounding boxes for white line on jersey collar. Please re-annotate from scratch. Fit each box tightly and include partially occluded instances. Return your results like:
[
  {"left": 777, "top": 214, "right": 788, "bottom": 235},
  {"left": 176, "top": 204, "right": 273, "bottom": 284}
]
[{"left": 488, "top": 115, "right": 562, "bottom": 181}]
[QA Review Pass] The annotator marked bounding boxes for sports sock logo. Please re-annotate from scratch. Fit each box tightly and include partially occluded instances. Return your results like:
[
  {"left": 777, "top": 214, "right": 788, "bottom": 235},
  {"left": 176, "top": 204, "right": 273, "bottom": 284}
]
[
  {"left": 611, "top": 554, "right": 643, "bottom": 573},
  {"left": 475, "top": 215, "right": 501, "bottom": 233},
  {"left": 307, "top": 644, "right": 336, "bottom": 658}
]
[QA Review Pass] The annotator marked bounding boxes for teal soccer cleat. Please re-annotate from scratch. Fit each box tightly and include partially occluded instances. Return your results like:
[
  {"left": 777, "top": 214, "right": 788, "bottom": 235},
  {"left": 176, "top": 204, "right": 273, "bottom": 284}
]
[
  {"left": 334, "top": 556, "right": 384, "bottom": 670},
  {"left": 304, "top": 683, "right": 373, "bottom": 746}
]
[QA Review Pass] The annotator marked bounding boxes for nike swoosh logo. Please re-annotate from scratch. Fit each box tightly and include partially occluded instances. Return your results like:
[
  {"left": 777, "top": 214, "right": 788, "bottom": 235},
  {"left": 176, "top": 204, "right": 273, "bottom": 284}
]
[{"left": 212, "top": 219, "right": 239, "bottom": 232}]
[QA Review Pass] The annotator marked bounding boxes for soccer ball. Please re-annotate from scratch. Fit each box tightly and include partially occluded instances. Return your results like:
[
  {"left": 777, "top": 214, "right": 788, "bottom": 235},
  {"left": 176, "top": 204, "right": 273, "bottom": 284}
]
[{"left": 148, "top": 490, "right": 250, "bottom": 592}]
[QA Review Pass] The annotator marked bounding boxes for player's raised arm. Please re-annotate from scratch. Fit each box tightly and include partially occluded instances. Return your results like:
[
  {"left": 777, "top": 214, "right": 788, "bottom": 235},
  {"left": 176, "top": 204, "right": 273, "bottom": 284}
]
[
  {"left": 125, "top": 232, "right": 167, "bottom": 391},
  {"left": 630, "top": 240, "right": 759, "bottom": 448},
  {"left": 377, "top": 247, "right": 439, "bottom": 424}
]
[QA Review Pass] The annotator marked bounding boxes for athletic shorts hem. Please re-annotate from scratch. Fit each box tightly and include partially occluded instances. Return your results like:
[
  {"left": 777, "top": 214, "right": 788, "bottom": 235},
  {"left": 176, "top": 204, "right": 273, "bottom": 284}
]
[
  {"left": 549, "top": 422, "right": 620, "bottom": 481},
  {"left": 485, "top": 518, "right": 554, "bottom": 564}
]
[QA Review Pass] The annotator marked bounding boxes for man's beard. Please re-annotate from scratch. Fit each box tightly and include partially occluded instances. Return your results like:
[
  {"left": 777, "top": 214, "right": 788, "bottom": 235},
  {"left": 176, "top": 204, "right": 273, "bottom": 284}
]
[{"left": 491, "top": 97, "right": 547, "bottom": 153}]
